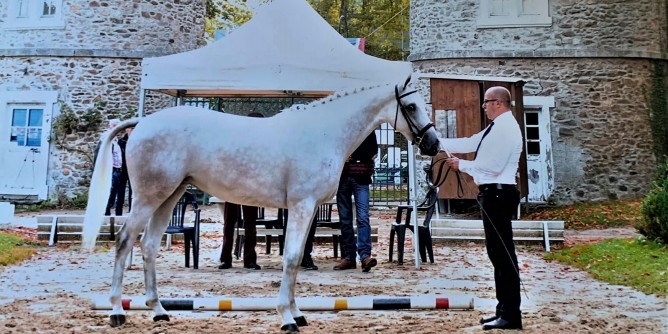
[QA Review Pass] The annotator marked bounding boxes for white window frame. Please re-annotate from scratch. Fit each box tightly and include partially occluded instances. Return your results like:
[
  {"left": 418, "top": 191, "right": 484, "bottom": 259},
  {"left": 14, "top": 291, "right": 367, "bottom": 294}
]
[
  {"left": 4, "top": 0, "right": 65, "bottom": 30},
  {"left": 477, "top": 0, "right": 552, "bottom": 28}
]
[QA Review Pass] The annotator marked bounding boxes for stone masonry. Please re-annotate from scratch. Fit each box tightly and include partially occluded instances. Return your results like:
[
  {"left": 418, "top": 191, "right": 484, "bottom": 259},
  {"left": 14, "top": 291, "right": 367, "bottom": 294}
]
[
  {"left": 410, "top": 0, "right": 668, "bottom": 204},
  {"left": 0, "top": 0, "right": 205, "bottom": 199}
]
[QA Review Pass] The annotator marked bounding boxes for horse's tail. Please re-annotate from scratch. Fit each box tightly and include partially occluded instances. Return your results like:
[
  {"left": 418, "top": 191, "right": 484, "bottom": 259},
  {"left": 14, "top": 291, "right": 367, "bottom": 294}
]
[{"left": 82, "top": 118, "right": 141, "bottom": 251}]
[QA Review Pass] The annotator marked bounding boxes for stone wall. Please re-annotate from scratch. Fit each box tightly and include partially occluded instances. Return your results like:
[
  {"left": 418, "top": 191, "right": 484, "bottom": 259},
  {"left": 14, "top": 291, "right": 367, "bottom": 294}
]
[
  {"left": 410, "top": 0, "right": 667, "bottom": 59},
  {"left": 410, "top": 0, "right": 667, "bottom": 204},
  {"left": 0, "top": 0, "right": 205, "bottom": 199}
]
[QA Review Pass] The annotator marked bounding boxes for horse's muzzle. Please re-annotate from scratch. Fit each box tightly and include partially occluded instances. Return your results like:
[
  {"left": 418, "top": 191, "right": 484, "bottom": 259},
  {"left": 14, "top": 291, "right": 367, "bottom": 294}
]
[{"left": 418, "top": 134, "right": 440, "bottom": 156}]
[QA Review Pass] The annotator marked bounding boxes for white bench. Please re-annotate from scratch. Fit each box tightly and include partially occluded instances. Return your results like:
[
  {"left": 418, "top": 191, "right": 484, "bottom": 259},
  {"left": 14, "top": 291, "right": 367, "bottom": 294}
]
[
  {"left": 36, "top": 215, "right": 182, "bottom": 246},
  {"left": 36, "top": 215, "right": 129, "bottom": 245},
  {"left": 429, "top": 218, "right": 564, "bottom": 252}
]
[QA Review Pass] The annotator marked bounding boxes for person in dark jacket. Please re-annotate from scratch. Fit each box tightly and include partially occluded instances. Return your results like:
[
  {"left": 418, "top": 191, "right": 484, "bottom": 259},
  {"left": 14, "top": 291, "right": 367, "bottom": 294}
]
[{"left": 333, "top": 132, "right": 378, "bottom": 272}]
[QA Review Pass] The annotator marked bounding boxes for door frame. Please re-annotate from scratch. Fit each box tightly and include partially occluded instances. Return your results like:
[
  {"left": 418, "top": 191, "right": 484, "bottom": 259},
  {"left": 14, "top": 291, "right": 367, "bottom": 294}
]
[
  {"left": 523, "top": 96, "right": 555, "bottom": 203},
  {"left": 0, "top": 91, "right": 58, "bottom": 199}
]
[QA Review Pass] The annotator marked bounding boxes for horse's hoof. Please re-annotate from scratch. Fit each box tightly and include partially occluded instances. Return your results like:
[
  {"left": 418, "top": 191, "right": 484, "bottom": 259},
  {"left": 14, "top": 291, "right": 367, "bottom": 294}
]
[
  {"left": 280, "top": 323, "right": 300, "bottom": 333},
  {"left": 153, "top": 314, "right": 170, "bottom": 322},
  {"left": 294, "top": 316, "right": 308, "bottom": 327},
  {"left": 109, "top": 314, "right": 126, "bottom": 327}
]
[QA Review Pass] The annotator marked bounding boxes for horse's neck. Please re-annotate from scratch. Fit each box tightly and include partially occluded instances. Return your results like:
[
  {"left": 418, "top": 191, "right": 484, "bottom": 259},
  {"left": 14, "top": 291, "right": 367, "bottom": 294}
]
[{"left": 282, "top": 87, "right": 394, "bottom": 156}]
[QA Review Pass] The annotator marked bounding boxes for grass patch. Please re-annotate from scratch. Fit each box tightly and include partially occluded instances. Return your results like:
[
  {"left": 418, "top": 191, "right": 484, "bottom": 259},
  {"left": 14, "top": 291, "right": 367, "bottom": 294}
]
[
  {"left": 545, "top": 238, "right": 667, "bottom": 296},
  {"left": 0, "top": 232, "right": 36, "bottom": 266},
  {"left": 524, "top": 199, "right": 642, "bottom": 230}
]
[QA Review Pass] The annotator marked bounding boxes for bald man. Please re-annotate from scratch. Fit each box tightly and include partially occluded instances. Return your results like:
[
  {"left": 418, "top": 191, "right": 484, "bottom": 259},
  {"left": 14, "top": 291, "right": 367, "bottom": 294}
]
[{"left": 440, "top": 86, "right": 523, "bottom": 330}]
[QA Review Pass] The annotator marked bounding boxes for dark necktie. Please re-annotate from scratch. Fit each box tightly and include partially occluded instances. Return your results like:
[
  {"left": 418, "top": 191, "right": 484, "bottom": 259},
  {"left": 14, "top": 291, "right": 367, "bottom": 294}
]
[{"left": 474, "top": 122, "right": 494, "bottom": 159}]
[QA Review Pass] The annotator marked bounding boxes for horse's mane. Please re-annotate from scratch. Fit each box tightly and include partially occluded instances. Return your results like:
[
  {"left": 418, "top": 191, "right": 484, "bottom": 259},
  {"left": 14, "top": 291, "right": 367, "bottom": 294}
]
[{"left": 282, "top": 82, "right": 392, "bottom": 114}]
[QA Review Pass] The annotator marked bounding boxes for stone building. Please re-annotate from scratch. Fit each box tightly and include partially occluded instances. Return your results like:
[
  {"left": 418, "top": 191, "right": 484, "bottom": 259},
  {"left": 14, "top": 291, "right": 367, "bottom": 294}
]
[
  {"left": 410, "top": 0, "right": 668, "bottom": 204},
  {"left": 0, "top": 0, "right": 205, "bottom": 202}
]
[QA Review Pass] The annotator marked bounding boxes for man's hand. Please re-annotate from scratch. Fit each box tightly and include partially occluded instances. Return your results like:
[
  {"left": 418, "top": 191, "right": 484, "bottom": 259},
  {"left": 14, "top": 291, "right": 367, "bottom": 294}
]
[{"left": 446, "top": 157, "right": 460, "bottom": 171}]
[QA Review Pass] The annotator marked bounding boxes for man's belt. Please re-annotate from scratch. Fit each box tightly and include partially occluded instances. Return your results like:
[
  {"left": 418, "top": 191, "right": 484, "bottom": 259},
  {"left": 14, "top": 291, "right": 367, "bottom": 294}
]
[{"left": 478, "top": 183, "right": 516, "bottom": 192}]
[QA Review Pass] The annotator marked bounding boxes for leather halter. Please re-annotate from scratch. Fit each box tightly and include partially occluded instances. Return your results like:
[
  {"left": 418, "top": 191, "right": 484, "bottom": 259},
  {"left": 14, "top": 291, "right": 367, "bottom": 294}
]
[{"left": 394, "top": 84, "right": 435, "bottom": 148}]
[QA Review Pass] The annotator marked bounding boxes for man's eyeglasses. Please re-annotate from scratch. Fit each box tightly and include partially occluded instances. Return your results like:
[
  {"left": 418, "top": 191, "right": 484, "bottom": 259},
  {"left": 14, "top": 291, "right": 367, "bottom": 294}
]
[{"left": 483, "top": 99, "right": 498, "bottom": 104}]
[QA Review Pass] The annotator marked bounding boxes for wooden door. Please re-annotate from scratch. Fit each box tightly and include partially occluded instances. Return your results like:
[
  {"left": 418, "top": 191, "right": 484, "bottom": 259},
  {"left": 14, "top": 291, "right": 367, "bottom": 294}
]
[
  {"left": 430, "top": 79, "right": 480, "bottom": 199},
  {"left": 429, "top": 79, "right": 528, "bottom": 200}
]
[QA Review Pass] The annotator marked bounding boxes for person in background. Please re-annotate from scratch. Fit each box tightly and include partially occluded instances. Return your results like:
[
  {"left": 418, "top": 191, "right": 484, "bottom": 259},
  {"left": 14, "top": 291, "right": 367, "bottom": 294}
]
[
  {"left": 103, "top": 118, "right": 122, "bottom": 216},
  {"left": 440, "top": 86, "right": 523, "bottom": 330},
  {"left": 333, "top": 132, "right": 378, "bottom": 272},
  {"left": 219, "top": 203, "right": 261, "bottom": 270},
  {"left": 114, "top": 127, "right": 133, "bottom": 215},
  {"left": 218, "top": 112, "right": 266, "bottom": 270}
]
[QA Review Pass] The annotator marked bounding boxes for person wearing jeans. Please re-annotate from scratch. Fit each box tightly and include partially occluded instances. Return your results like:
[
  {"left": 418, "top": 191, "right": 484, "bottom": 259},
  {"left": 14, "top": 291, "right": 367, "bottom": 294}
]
[{"left": 334, "top": 132, "right": 378, "bottom": 272}]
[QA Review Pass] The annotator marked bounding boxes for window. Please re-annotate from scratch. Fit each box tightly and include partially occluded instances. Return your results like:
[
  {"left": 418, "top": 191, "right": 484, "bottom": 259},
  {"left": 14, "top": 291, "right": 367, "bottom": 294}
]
[
  {"left": 477, "top": 0, "right": 551, "bottom": 28},
  {"left": 4, "top": 0, "right": 65, "bottom": 30},
  {"left": 10, "top": 108, "right": 44, "bottom": 147}
]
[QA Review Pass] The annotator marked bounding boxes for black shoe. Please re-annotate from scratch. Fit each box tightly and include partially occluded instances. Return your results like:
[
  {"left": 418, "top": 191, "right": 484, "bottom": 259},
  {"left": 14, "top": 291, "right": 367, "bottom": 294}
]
[
  {"left": 482, "top": 318, "right": 522, "bottom": 330},
  {"left": 301, "top": 257, "right": 318, "bottom": 271},
  {"left": 244, "top": 263, "right": 261, "bottom": 270},
  {"left": 218, "top": 262, "right": 232, "bottom": 269},
  {"left": 480, "top": 315, "right": 499, "bottom": 324}
]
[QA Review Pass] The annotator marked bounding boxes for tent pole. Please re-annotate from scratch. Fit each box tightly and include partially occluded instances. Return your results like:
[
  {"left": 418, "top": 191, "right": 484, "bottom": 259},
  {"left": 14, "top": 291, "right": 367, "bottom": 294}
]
[
  {"left": 138, "top": 89, "right": 146, "bottom": 117},
  {"left": 407, "top": 142, "right": 420, "bottom": 269}
]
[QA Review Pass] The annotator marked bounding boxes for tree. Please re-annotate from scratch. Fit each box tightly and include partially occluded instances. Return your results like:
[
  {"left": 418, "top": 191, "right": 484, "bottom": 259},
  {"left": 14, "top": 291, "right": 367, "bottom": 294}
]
[
  {"left": 205, "top": 0, "right": 410, "bottom": 60},
  {"left": 205, "top": 0, "right": 253, "bottom": 40},
  {"left": 308, "top": 0, "right": 410, "bottom": 60}
]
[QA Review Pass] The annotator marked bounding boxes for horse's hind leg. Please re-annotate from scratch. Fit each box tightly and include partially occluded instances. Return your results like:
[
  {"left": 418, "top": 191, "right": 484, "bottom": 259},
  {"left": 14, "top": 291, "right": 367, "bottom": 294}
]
[
  {"left": 277, "top": 202, "right": 315, "bottom": 333},
  {"left": 109, "top": 202, "right": 154, "bottom": 327},
  {"left": 141, "top": 187, "right": 186, "bottom": 322}
]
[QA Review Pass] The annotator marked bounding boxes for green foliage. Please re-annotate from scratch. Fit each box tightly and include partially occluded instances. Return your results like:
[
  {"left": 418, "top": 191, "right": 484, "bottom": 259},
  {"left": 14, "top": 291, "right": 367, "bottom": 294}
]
[
  {"left": 545, "top": 238, "right": 667, "bottom": 296},
  {"left": 524, "top": 199, "right": 642, "bottom": 230},
  {"left": 647, "top": 62, "right": 668, "bottom": 160},
  {"left": 0, "top": 232, "right": 35, "bottom": 266},
  {"left": 308, "top": 0, "right": 410, "bottom": 60},
  {"left": 639, "top": 159, "right": 668, "bottom": 244},
  {"left": 205, "top": 0, "right": 253, "bottom": 40},
  {"left": 206, "top": 0, "right": 410, "bottom": 60},
  {"left": 16, "top": 190, "right": 89, "bottom": 212},
  {"left": 53, "top": 103, "right": 79, "bottom": 135},
  {"left": 81, "top": 100, "right": 105, "bottom": 130}
]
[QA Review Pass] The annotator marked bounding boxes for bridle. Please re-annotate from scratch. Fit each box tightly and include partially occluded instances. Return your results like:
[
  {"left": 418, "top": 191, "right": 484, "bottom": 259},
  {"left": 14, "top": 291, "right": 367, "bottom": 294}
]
[{"left": 394, "top": 82, "right": 434, "bottom": 148}]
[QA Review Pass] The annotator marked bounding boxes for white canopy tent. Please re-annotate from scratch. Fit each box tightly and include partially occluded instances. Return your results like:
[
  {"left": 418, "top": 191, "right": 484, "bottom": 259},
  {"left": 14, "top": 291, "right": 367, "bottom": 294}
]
[
  {"left": 139, "top": 0, "right": 412, "bottom": 101},
  {"left": 138, "top": 0, "right": 424, "bottom": 267}
]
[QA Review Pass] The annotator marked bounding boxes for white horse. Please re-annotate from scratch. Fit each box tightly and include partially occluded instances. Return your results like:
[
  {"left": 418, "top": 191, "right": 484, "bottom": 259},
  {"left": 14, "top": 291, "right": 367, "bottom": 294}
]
[{"left": 82, "top": 76, "right": 440, "bottom": 333}]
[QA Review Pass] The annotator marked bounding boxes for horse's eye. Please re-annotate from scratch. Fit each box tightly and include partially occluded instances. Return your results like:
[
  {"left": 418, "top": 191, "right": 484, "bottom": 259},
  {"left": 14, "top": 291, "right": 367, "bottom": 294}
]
[{"left": 405, "top": 104, "right": 416, "bottom": 112}]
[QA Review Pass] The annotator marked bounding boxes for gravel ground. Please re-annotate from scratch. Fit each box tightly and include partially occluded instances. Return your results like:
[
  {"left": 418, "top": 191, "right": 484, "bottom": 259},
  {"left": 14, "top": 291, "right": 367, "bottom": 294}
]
[{"left": 0, "top": 206, "right": 665, "bottom": 333}]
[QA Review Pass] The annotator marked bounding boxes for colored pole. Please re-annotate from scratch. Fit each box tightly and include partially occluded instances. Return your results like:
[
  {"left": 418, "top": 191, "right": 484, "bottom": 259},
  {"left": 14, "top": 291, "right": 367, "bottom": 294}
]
[{"left": 91, "top": 295, "right": 475, "bottom": 311}]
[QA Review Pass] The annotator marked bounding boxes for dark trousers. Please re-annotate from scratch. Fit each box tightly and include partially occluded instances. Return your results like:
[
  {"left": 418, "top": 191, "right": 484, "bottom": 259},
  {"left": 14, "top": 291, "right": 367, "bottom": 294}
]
[
  {"left": 278, "top": 209, "right": 317, "bottom": 261},
  {"left": 104, "top": 169, "right": 121, "bottom": 216},
  {"left": 303, "top": 217, "right": 317, "bottom": 260},
  {"left": 220, "top": 203, "right": 257, "bottom": 266},
  {"left": 114, "top": 172, "right": 131, "bottom": 216},
  {"left": 478, "top": 186, "right": 522, "bottom": 322}
]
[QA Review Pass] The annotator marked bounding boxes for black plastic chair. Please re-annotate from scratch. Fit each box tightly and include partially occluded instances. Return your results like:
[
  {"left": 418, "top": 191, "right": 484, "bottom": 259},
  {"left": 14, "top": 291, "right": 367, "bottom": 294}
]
[
  {"left": 234, "top": 207, "right": 287, "bottom": 258},
  {"left": 389, "top": 187, "right": 438, "bottom": 265},
  {"left": 312, "top": 203, "right": 342, "bottom": 257},
  {"left": 165, "top": 191, "right": 201, "bottom": 269}
]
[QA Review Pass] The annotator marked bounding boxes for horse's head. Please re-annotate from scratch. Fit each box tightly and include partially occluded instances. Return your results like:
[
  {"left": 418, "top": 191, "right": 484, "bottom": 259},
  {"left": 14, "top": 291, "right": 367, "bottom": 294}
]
[{"left": 392, "top": 76, "right": 440, "bottom": 156}]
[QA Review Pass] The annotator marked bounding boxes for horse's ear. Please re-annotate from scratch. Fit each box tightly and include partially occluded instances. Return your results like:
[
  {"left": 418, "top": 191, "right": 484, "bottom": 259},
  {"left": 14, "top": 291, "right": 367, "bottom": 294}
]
[{"left": 403, "top": 75, "right": 411, "bottom": 90}]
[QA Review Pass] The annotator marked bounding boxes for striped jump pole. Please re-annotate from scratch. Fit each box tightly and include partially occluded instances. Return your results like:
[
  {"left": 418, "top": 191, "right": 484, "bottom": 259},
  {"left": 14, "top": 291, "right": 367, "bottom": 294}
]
[{"left": 91, "top": 295, "right": 474, "bottom": 311}]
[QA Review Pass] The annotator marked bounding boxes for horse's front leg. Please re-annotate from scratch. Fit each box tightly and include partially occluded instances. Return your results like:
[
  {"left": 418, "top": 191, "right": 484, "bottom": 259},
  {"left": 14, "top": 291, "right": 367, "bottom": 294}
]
[
  {"left": 277, "top": 203, "right": 315, "bottom": 333},
  {"left": 109, "top": 209, "right": 150, "bottom": 327}
]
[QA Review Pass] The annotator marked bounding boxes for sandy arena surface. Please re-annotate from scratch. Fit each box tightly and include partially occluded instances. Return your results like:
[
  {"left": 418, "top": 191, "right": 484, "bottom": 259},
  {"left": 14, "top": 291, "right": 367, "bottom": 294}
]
[{"left": 0, "top": 206, "right": 666, "bottom": 333}]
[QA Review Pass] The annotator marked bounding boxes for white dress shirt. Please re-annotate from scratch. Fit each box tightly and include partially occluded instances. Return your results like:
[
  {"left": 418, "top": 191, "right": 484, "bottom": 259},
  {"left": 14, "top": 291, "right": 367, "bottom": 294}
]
[
  {"left": 111, "top": 138, "right": 122, "bottom": 168},
  {"left": 439, "top": 111, "right": 523, "bottom": 185}
]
